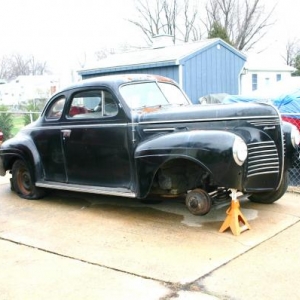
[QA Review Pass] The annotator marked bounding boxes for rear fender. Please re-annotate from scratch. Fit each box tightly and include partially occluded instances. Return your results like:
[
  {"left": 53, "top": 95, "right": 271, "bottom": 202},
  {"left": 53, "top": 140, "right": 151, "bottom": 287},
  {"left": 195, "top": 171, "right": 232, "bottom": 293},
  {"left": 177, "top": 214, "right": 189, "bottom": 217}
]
[{"left": 0, "top": 135, "right": 43, "bottom": 181}]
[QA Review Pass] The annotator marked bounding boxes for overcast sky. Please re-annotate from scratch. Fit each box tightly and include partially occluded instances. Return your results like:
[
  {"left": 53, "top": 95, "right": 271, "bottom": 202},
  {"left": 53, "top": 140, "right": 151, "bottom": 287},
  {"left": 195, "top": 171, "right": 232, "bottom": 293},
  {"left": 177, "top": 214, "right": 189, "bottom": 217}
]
[
  {"left": 1, "top": 0, "right": 300, "bottom": 74},
  {"left": 0, "top": 0, "right": 141, "bottom": 72},
  {"left": 262, "top": 0, "right": 300, "bottom": 52}
]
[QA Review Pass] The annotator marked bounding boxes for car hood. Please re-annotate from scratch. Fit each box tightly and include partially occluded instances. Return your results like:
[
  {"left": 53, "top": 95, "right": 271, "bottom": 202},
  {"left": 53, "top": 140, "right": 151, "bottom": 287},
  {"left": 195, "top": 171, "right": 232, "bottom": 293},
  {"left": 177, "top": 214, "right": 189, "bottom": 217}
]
[{"left": 135, "top": 102, "right": 279, "bottom": 124}]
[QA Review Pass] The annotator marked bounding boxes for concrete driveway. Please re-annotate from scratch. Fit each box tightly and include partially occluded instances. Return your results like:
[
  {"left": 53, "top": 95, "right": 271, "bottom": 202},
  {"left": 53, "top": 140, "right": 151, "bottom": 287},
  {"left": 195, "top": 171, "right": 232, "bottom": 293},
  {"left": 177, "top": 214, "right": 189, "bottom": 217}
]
[{"left": 0, "top": 174, "right": 300, "bottom": 300}]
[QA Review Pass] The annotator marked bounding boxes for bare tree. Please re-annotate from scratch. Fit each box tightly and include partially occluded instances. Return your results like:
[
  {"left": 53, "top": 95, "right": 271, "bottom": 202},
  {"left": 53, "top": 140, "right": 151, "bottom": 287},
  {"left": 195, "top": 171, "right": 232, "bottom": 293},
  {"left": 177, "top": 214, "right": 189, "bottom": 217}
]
[
  {"left": 94, "top": 43, "right": 145, "bottom": 62},
  {"left": 0, "top": 55, "right": 10, "bottom": 80},
  {"left": 129, "top": 0, "right": 275, "bottom": 50},
  {"left": 282, "top": 39, "right": 300, "bottom": 66},
  {"left": 94, "top": 48, "right": 116, "bottom": 61},
  {"left": 205, "top": 0, "right": 276, "bottom": 51},
  {"left": 9, "top": 53, "right": 30, "bottom": 77},
  {"left": 28, "top": 55, "right": 48, "bottom": 75},
  {"left": 162, "top": 0, "right": 178, "bottom": 40},
  {"left": 181, "top": 0, "right": 200, "bottom": 42},
  {"left": 128, "top": 0, "right": 201, "bottom": 44},
  {"left": 0, "top": 53, "right": 48, "bottom": 81}
]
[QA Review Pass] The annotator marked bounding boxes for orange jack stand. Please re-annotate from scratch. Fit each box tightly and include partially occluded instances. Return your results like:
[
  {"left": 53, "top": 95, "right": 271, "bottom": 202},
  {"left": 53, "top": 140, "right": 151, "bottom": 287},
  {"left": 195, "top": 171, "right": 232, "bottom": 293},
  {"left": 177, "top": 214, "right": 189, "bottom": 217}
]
[{"left": 219, "top": 190, "right": 251, "bottom": 236}]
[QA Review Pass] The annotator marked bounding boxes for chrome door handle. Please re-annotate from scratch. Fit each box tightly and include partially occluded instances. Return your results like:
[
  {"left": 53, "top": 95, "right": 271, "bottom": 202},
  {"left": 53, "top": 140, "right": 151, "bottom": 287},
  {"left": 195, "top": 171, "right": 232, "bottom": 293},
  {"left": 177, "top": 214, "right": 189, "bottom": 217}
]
[{"left": 61, "top": 129, "right": 71, "bottom": 138}]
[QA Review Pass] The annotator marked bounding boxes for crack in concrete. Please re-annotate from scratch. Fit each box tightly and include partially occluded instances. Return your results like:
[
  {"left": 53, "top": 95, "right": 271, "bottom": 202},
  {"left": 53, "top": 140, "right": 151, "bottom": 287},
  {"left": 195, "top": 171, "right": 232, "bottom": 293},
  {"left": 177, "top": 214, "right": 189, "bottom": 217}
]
[
  {"left": 0, "top": 236, "right": 170, "bottom": 282},
  {"left": 2, "top": 219, "right": 299, "bottom": 300},
  {"left": 185, "top": 219, "right": 300, "bottom": 299},
  {"left": 0, "top": 236, "right": 213, "bottom": 299}
]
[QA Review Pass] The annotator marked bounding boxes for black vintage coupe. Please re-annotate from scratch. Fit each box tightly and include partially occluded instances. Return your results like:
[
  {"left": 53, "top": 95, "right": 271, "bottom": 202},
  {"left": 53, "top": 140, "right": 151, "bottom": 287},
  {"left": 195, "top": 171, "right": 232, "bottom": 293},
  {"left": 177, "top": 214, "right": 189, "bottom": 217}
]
[{"left": 0, "top": 74, "right": 299, "bottom": 215}]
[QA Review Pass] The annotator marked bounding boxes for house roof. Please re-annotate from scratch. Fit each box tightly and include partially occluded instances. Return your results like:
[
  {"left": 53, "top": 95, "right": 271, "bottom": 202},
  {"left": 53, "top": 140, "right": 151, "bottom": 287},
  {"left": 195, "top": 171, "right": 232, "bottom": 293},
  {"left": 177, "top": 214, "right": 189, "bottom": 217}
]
[
  {"left": 79, "top": 38, "right": 246, "bottom": 76},
  {"left": 244, "top": 53, "right": 295, "bottom": 72}
]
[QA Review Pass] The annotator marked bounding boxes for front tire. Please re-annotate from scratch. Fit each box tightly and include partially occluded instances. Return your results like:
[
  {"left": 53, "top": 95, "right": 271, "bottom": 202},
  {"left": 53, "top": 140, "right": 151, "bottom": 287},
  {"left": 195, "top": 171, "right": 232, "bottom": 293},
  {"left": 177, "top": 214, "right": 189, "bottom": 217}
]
[
  {"left": 249, "top": 171, "right": 289, "bottom": 204},
  {"left": 12, "top": 160, "right": 45, "bottom": 200}
]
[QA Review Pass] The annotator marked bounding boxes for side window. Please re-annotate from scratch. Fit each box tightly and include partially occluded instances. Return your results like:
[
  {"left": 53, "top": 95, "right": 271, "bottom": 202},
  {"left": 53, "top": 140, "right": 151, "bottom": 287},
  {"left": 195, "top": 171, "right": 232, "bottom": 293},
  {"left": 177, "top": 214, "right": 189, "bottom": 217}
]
[
  {"left": 276, "top": 74, "right": 281, "bottom": 82},
  {"left": 46, "top": 97, "right": 66, "bottom": 120},
  {"left": 252, "top": 74, "right": 258, "bottom": 91},
  {"left": 67, "top": 90, "right": 118, "bottom": 119}
]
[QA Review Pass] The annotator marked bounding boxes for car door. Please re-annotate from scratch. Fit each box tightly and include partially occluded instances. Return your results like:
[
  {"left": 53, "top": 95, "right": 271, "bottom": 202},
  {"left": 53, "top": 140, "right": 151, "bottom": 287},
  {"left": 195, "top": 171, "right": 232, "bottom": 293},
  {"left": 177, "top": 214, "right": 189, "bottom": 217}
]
[
  {"left": 32, "top": 95, "right": 68, "bottom": 182},
  {"left": 62, "top": 89, "right": 133, "bottom": 189}
]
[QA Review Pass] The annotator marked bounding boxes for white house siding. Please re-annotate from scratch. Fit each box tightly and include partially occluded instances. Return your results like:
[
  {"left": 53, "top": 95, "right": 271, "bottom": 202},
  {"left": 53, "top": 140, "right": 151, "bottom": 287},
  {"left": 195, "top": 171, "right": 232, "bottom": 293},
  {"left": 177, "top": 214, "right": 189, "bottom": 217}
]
[
  {"left": 240, "top": 70, "right": 293, "bottom": 95},
  {"left": 0, "top": 75, "right": 60, "bottom": 107},
  {"left": 240, "top": 53, "right": 295, "bottom": 96}
]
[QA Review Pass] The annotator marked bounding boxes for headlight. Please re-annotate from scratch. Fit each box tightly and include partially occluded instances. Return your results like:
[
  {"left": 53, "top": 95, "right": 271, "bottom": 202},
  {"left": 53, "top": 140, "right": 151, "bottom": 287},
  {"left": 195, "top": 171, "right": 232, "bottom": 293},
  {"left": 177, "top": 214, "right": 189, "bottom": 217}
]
[
  {"left": 291, "top": 126, "right": 300, "bottom": 148},
  {"left": 233, "top": 136, "right": 248, "bottom": 166}
]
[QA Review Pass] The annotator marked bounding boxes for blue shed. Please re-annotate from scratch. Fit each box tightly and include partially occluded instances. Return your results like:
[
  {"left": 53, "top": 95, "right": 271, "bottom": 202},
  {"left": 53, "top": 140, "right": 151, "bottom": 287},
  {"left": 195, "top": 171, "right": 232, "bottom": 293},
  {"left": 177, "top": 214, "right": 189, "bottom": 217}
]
[{"left": 78, "top": 38, "right": 246, "bottom": 104}]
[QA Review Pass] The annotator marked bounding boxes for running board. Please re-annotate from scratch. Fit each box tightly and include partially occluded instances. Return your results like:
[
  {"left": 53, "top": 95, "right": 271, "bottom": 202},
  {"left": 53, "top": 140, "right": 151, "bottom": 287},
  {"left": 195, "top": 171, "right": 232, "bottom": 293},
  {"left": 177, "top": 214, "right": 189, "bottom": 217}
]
[{"left": 36, "top": 181, "right": 136, "bottom": 198}]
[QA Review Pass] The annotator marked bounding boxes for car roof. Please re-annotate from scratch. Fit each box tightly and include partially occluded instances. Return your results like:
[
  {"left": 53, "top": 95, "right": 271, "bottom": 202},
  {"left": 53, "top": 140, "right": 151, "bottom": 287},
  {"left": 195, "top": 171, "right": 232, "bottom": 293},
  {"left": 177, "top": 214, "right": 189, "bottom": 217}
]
[{"left": 60, "top": 74, "right": 177, "bottom": 93}]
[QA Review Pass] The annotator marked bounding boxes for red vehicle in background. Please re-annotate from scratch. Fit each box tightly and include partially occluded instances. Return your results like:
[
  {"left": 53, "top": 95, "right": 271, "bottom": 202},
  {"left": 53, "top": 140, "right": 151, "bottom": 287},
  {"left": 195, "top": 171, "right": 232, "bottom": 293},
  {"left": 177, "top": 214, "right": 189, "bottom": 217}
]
[
  {"left": 0, "top": 131, "right": 3, "bottom": 145},
  {"left": 281, "top": 116, "right": 300, "bottom": 131}
]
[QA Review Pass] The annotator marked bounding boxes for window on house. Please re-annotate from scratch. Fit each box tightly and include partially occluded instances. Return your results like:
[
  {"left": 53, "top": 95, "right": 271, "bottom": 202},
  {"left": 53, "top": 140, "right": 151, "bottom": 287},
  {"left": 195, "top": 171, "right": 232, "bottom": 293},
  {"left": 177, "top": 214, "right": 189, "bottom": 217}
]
[
  {"left": 276, "top": 74, "right": 282, "bottom": 81},
  {"left": 252, "top": 74, "right": 258, "bottom": 91}
]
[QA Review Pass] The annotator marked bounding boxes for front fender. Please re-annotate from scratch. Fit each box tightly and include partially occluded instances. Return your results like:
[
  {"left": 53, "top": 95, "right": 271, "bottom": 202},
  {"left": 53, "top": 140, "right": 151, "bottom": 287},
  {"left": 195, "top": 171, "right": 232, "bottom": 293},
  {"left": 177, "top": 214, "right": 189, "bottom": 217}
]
[
  {"left": 0, "top": 134, "right": 43, "bottom": 181},
  {"left": 135, "top": 130, "right": 243, "bottom": 197}
]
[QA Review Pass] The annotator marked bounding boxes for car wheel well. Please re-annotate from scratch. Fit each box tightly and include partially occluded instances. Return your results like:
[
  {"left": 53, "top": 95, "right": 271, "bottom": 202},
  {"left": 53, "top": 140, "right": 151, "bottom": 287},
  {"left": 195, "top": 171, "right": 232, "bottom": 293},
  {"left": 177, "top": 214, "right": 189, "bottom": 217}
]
[
  {"left": 151, "top": 158, "right": 211, "bottom": 195},
  {"left": 6, "top": 155, "right": 33, "bottom": 175},
  {"left": 249, "top": 171, "right": 289, "bottom": 204},
  {"left": 6, "top": 156, "right": 21, "bottom": 174}
]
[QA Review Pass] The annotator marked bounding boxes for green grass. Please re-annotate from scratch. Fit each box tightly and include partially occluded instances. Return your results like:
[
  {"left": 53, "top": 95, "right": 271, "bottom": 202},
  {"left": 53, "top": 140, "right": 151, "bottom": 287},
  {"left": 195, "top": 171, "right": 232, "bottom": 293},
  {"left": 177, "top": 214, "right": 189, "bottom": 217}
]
[{"left": 11, "top": 115, "right": 26, "bottom": 136}]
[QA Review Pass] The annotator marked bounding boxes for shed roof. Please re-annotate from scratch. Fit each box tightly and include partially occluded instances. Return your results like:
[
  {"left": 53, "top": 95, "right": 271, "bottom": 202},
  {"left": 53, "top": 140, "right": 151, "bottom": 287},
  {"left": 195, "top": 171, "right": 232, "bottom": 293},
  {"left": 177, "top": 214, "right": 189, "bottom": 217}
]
[{"left": 79, "top": 38, "right": 246, "bottom": 76}]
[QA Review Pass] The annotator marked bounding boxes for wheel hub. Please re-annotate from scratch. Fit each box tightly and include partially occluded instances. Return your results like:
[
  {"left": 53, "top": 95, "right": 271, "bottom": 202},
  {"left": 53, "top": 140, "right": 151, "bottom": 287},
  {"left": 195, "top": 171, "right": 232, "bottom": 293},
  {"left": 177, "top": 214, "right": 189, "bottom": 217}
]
[{"left": 185, "top": 189, "right": 212, "bottom": 216}]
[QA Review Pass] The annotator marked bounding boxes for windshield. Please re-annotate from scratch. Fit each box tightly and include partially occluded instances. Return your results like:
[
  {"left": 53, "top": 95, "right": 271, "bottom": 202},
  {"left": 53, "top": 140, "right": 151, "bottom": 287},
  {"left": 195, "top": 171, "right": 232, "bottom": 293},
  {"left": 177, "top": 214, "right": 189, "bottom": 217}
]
[{"left": 120, "top": 82, "right": 190, "bottom": 109}]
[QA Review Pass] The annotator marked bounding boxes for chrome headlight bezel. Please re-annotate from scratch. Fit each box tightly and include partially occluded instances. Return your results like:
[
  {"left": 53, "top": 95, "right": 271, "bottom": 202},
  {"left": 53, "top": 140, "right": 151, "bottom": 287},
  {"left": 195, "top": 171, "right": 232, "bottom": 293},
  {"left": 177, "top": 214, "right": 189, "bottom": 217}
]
[
  {"left": 291, "top": 126, "right": 300, "bottom": 148},
  {"left": 233, "top": 136, "right": 248, "bottom": 166}
]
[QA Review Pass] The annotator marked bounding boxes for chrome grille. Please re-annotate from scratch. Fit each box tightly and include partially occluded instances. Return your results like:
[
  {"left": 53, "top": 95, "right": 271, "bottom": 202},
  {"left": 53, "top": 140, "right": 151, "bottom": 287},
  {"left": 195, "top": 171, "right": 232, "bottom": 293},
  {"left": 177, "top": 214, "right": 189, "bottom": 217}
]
[
  {"left": 247, "top": 141, "right": 280, "bottom": 177},
  {"left": 283, "top": 133, "right": 286, "bottom": 158},
  {"left": 247, "top": 119, "right": 280, "bottom": 127}
]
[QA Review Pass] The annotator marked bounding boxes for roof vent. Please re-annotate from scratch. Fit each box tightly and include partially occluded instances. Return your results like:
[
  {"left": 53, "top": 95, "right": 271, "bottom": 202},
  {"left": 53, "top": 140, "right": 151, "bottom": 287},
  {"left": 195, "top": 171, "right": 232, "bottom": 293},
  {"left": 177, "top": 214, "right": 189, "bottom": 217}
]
[{"left": 152, "top": 34, "right": 174, "bottom": 49}]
